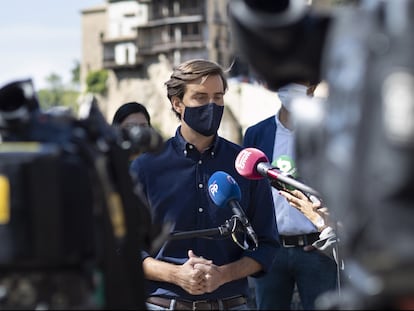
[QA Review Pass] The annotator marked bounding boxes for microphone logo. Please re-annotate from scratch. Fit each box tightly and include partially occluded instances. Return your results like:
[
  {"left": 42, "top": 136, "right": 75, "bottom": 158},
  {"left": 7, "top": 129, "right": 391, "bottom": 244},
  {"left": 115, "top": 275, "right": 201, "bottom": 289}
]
[
  {"left": 272, "top": 155, "right": 298, "bottom": 178},
  {"left": 235, "top": 149, "right": 251, "bottom": 170},
  {"left": 208, "top": 181, "right": 219, "bottom": 197},
  {"left": 235, "top": 148, "right": 268, "bottom": 180},
  {"left": 209, "top": 174, "right": 237, "bottom": 199}
]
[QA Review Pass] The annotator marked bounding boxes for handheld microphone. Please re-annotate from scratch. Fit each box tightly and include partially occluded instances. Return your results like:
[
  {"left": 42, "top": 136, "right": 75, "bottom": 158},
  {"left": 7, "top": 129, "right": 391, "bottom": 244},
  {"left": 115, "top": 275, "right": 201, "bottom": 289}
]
[
  {"left": 207, "top": 171, "right": 258, "bottom": 249},
  {"left": 235, "top": 147, "right": 321, "bottom": 198},
  {"left": 272, "top": 154, "right": 298, "bottom": 191}
]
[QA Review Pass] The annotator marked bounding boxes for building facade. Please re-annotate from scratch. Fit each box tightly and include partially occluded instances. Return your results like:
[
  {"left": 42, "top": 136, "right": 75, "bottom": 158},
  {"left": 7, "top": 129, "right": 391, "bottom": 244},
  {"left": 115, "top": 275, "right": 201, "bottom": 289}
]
[{"left": 80, "top": 0, "right": 277, "bottom": 142}]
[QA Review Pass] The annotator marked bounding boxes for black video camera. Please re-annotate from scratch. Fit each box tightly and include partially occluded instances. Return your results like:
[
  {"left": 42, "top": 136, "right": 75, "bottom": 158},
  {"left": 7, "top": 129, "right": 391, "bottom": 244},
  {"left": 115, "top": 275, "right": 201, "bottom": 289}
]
[
  {"left": 0, "top": 79, "right": 158, "bottom": 309},
  {"left": 229, "top": 0, "right": 414, "bottom": 309}
]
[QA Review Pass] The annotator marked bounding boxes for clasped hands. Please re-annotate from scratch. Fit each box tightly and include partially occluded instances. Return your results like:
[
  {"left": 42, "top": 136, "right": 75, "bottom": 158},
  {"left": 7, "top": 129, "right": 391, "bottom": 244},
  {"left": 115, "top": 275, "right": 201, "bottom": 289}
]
[{"left": 177, "top": 250, "right": 224, "bottom": 295}]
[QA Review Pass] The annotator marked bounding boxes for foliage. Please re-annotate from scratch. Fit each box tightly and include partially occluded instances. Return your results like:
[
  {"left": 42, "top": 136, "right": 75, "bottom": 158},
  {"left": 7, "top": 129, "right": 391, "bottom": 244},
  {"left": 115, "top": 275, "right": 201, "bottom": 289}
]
[
  {"left": 37, "top": 73, "right": 64, "bottom": 109},
  {"left": 86, "top": 70, "right": 108, "bottom": 95},
  {"left": 37, "top": 72, "right": 80, "bottom": 114},
  {"left": 71, "top": 60, "right": 80, "bottom": 85},
  {"left": 37, "top": 89, "right": 80, "bottom": 113}
]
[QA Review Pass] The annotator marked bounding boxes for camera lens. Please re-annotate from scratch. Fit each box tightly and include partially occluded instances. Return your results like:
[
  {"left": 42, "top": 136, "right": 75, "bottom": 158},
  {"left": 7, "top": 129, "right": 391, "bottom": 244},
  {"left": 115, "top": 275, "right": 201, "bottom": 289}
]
[{"left": 0, "top": 79, "right": 39, "bottom": 113}]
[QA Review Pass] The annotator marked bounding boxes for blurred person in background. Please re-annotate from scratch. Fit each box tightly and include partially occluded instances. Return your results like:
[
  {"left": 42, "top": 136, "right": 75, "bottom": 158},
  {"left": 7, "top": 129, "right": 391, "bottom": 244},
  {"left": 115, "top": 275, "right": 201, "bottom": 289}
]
[
  {"left": 112, "top": 101, "right": 151, "bottom": 161},
  {"left": 243, "top": 81, "right": 338, "bottom": 310},
  {"left": 278, "top": 189, "right": 340, "bottom": 264}
]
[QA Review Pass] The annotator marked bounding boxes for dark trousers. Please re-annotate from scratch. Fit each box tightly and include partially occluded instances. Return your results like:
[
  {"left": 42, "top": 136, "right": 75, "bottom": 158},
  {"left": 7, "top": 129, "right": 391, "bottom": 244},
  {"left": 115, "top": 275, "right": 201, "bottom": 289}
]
[{"left": 254, "top": 246, "right": 338, "bottom": 310}]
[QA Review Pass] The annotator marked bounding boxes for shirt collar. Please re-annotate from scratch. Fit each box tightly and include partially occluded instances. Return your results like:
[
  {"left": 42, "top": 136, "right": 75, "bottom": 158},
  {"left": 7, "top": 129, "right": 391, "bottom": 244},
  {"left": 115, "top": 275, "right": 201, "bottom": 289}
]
[{"left": 173, "top": 126, "right": 219, "bottom": 158}]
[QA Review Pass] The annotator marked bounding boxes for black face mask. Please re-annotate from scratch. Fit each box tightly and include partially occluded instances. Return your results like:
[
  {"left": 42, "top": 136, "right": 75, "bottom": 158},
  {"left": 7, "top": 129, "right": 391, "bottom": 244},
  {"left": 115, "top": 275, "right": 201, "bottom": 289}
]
[{"left": 183, "top": 102, "right": 224, "bottom": 136}]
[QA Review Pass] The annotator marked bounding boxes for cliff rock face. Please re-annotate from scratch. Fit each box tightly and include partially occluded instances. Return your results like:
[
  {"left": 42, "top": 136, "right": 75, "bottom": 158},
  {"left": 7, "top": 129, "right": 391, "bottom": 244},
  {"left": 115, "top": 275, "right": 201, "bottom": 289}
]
[{"left": 99, "top": 57, "right": 280, "bottom": 144}]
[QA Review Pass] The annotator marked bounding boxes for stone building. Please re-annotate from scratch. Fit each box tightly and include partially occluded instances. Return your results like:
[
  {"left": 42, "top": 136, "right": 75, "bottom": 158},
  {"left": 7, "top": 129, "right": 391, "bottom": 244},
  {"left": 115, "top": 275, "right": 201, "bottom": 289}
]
[{"left": 80, "top": 0, "right": 279, "bottom": 143}]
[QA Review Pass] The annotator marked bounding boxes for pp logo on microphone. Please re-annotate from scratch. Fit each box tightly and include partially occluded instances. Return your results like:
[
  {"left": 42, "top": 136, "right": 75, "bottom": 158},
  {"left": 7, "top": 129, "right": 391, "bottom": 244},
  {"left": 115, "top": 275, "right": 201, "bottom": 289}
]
[{"left": 208, "top": 181, "right": 219, "bottom": 197}]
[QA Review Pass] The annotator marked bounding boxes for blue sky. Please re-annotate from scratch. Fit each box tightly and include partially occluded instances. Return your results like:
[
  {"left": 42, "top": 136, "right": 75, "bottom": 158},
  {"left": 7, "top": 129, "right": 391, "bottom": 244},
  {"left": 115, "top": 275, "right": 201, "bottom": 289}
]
[{"left": 0, "top": 0, "right": 104, "bottom": 90}]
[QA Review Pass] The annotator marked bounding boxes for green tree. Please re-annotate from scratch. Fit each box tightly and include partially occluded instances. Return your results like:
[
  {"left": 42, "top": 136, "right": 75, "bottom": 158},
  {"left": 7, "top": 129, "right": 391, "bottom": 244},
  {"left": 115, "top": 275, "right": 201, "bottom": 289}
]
[
  {"left": 37, "top": 71, "right": 80, "bottom": 114},
  {"left": 70, "top": 60, "right": 81, "bottom": 90},
  {"left": 37, "top": 73, "right": 64, "bottom": 109},
  {"left": 86, "top": 70, "right": 108, "bottom": 95},
  {"left": 71, "top": 60, "right": 80, "bottom": 84}
]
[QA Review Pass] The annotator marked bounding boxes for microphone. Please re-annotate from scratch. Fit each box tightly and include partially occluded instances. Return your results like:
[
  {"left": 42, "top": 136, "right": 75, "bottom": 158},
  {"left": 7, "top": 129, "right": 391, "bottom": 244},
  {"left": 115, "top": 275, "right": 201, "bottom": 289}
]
[
  {"left": 271, "top": 155, "right": 321, "bottom": 204},
  {"left": 272, "top": 154, "right": 298, "bottom": 191},
  {"left": 235, "top": 147, "right": 321, "bottom": 198},
  {"left": 207, "top": 171, "right": 258, "bottom": 249}
]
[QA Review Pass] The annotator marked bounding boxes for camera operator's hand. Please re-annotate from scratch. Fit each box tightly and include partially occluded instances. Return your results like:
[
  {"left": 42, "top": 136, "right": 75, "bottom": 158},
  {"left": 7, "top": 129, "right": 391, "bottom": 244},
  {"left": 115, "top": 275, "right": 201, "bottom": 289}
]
[{"left": 279, "top": 189, "right": 330, "bottom": 232}]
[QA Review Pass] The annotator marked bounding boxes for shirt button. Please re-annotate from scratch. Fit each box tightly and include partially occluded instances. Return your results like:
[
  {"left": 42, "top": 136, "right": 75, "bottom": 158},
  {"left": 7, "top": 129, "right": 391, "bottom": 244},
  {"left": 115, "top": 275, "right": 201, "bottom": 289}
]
[
  {"left": 189, "top": 145, "right": 194, "bottom": 149},
  {"left": 198, "top": 183, "right": 203, "bottom": 188},
  {"left": 198, "top": 208, "right": 203, "bottom": 213},
  {"left": 198, "top": 160, "right": 202, "bottom": 164},
  {"left": 211, "top": 151, "right": 215, "bottom": 157},
  {"left": 184, "top": 150, "right": 187, "bottom": 155}
]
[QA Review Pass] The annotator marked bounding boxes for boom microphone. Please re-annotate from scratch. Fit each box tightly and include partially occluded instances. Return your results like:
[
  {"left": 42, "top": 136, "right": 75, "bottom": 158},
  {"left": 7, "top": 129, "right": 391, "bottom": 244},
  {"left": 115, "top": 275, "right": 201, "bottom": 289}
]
[
  {"left": 207, "top": 171, "right": 258, "bottom": 249},
  {"left": 235, "top": 147, "right": 321, "bottom": 198}
]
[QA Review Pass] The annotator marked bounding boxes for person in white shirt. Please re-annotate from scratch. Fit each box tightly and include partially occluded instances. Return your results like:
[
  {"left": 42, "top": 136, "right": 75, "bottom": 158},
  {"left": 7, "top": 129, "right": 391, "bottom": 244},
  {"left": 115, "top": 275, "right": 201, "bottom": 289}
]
[
  {"left": 243, "top": 82, "right": 338, "bottom": 310},
  {"left": 278, "top": 189, "right": 340, "bottom": 263}
]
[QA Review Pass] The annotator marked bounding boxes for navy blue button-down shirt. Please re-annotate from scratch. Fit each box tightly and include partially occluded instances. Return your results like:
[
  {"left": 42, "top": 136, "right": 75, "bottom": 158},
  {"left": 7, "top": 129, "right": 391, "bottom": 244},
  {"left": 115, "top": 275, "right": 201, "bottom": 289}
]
[{"left": 130, "top": 127, "right": 279, "bottom": 301}]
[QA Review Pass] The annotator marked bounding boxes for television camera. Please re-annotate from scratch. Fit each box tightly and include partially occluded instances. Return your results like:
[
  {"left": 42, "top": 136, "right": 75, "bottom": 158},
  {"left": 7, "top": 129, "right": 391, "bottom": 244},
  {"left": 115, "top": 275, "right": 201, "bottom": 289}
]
[
  {"left": 0, "top": 79, "right": 163, "bottom": 309},
  {"left": 229, "top": 0, "right": 414, "bottom": 309}
]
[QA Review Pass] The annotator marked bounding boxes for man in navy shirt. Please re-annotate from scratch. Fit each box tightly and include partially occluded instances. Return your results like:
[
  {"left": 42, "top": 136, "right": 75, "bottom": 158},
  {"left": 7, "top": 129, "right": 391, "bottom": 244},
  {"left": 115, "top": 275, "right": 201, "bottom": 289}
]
[{"left": 130, "top": 59, "right": 279, "bottom": 310}]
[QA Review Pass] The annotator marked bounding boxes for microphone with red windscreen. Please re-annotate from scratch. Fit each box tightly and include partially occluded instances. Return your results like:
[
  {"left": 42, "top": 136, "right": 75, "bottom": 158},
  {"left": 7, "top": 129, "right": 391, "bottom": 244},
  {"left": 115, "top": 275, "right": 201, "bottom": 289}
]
[{"left": 235, "top": 147, "right": 321, "bottom": 198}]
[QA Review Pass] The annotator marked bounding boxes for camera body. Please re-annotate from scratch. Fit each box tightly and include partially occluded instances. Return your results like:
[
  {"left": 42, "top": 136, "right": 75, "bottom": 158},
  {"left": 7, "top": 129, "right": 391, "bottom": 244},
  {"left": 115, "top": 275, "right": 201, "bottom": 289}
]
[{"left": 0, "top": 79, "right": 152, "bottom": 309}]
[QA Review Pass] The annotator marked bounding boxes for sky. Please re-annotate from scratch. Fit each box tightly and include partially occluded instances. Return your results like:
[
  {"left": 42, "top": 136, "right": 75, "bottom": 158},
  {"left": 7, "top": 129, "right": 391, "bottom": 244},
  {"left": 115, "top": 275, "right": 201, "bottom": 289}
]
[{"left": 0, "top": 0, "right": 104, "bottom": 90}]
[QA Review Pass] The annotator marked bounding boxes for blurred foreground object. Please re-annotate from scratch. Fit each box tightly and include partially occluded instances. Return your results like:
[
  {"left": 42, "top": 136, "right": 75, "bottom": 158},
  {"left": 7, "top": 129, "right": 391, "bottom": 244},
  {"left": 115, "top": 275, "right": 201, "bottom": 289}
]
[
  {"left": 0, "top": 79, "right": 158, "bottom": 309},
  {"left": 229, "top": 0, "right": 414, "bottom": 309},
  {"left": 228, "top": 0, "right": 330, "bottom": 90}
]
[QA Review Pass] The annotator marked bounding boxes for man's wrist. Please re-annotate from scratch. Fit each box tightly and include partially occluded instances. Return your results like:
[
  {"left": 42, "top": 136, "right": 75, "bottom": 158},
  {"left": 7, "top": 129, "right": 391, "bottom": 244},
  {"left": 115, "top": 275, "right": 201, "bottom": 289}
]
[
  {"left": 318, "top": 224, "right": 329, "bottom": 232},
  {"left": 313, "top": 214, "right": 326, "bottom": 232}
]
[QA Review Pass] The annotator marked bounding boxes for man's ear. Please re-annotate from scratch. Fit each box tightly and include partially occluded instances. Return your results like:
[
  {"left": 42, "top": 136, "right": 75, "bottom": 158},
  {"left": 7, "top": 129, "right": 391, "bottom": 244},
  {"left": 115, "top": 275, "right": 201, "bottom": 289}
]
[{"left": 171, "top": 96, "right": 183, "bottom": 116}]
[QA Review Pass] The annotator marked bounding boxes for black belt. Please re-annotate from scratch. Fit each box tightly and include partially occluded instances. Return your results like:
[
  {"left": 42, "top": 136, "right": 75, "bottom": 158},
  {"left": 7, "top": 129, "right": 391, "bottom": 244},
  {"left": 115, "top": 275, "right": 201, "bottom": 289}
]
[
  {"left": 147, "top": 295, "right": 247, "bottom": 310},
  {"left": 280, "top": 232, "right": 320, "bottom": 247}
]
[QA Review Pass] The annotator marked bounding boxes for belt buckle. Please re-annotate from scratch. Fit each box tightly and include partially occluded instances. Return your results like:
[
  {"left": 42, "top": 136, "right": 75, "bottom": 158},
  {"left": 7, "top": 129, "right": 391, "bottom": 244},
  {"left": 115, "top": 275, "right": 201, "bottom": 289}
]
[
  {"left": 282, "top": 237, "right": 296, "bottom": 248},
  {"left": 192, "top": 299, "right": 208, "bottom": 310}
]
